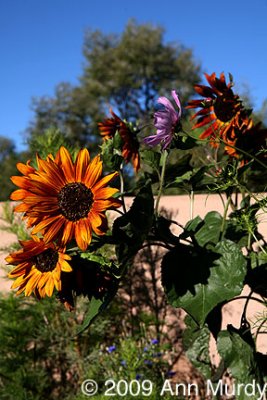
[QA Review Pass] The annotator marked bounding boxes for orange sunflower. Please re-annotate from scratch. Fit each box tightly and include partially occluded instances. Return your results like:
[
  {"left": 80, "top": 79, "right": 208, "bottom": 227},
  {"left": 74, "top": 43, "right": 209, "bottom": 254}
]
[
  {"left": 6, "top": 236, "right": 72, "bottom": 297},
  {"left": 187, "top": 72, "right": 252, "bottom": 143},
  {"left": 10, "top": 146, "right": 121, "bottom": 251},
  {"left": 98, "top": 109, "right": 140, "bottom": 171}
]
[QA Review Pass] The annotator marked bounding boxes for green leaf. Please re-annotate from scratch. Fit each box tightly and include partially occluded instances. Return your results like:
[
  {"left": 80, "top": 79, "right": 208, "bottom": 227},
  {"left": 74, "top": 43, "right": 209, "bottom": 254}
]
[
  {"left": 225, "top": 218, "right": 250, "bottom": 248},
  {"left": 227, "top": 196, "right": 266, "bottom": 247},
  {"left": 173, "top": 133, "right": 197, "bottom": 150},
  {"left": 141, "top": 149, "right": 161, "bottom": 171},
  {"left": 190, "top": 166, "right": 210, "bottom": 190},
  {"left": 113, "top": 130, "right": 124, "bottom": 149},
  {"left": 167, "top": 163, "right": 212, "bottom": 191},
  {"left": 75, "top": 266, "right": 120, "bottom": 334},
  {"left": 165, "top": 154, "right": 192, "bottom": 187},
  {"left": 80, "top": 252, "right": 113, "bottom": 268},
  {"left": 250, "top": 252, "right": 267, "bottom": 269},
  {"left": 217, "top": 325, "right": 264, "bottom": 399},
  {"left": 183, "top": 315, "right": 212, "bottom": 378},
  {"left": 194, "top": 211, "right": 223, "bottom": 247},
  {"left": 76, "top": 297, "right": 103, "bottom": 335},
  {"left": 172, "top": 170, "right": 193, "bottom": 185},
  {"left": 162, "top": 240, "right": 247, "bottom": 326},
  {"left": 100, "top": 136, "right": 123, "bottom": 170},
  {"left": 180, "top": 212, "right": 222, "bottom": 247},
  {"left": 113, "top": 180, "right": 154, "bottom": 265},
  {"left": 181, "top": 215, "right": 203, "bottom": 238}
]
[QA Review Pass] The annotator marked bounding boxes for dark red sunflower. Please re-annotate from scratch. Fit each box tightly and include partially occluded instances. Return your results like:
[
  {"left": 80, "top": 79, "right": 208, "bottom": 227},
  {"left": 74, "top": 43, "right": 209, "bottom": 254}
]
[
  {"left": 224, "top": 121, "right": 267, "bottom": 160},
  {"left": 57, "top": 255, "right": 116, "bottom": 311},
  {"left": 187, "top": 72, "right": 252, "bottom": 143},
  {"left": 98, "top": 110, "right": 140, "bottom": 172}
]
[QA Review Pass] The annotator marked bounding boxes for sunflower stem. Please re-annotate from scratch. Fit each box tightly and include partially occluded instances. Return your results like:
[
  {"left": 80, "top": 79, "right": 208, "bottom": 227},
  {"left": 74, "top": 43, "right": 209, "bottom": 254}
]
[
  {"left": 220, "top": 195, "right": 231, "bottom": 240},
  {"left": 240, "top": 290, "right": 253, "bottom": 328},
  {"left": 119, "top": 166, "right": 127, "bottom": 214},
  {"left": 190, "top": 189, "right": 194, "bottom": 220},
  {"left": 247, "top": 232, "right": 252, "bottom": 252},
  {"left": 155, "top": 150, "right": 168, "bottom": 216},
  {"left": 251, "top": 232, "right": 266, "bottom": 254}
]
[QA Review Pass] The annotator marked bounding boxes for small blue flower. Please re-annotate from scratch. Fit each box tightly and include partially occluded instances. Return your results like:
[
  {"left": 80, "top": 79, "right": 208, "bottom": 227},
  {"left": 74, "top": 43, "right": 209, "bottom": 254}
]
[
  {"left": 143, "top": 346, "right": 149, "bottom": 352},
  {"left": 152, "top": 352, "right": 162, "bottom": 358},
  {"left": 166, "top": 370, "right": 176, "bottom": 377},
  {"left": 107, "top": 345, "right": 116, "bottom": 353},
  {"left": 136, "top": 373, "right": 142, "bottom": 380},
  {"left": 120, "top": 360, "right": 127, "bottom": 366},
  {"left": 144, "top": 359, "right": 153, "bottom": 366},
  {"left": 151, "top": 339, "right": 159, "bottom": 345}
]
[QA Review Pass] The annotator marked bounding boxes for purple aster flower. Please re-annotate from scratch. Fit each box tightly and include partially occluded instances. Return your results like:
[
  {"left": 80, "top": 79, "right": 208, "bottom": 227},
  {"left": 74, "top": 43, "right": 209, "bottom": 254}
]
[
  {"left": 144, "top": 90, "right": 182, "bottom": 150},
  {"left": 151, "top": 339, "right": 159, "bottom": 345}
]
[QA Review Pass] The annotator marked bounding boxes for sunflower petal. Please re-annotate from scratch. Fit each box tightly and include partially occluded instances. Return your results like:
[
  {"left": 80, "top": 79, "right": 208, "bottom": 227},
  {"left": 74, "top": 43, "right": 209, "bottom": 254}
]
[
  {"left": 61, "top": 221, "right": 74, "bottom": 246},
  {"left": 60, "top": 260, "right": 72, "bottom": 272},
  {"left": 92, "top": 171, "right": 118, "bottom": 191},
  {"left": 84, "top": 155, "right": 102, "bottom": 187},
  {"left": 75, "top": 148, "right": 90, "bottom": 182},
  {"left": 58, "top": 146, "right": 75, "bottom": 182},
  {"left": 93, "top": 187, "right": 119, "bottom": 200},
  {"left": 43, "top": 217, "right": 64, "bottom": 243},
  {"left": 93, "top": 199, "right": 121, "bottom": 212},
  {"left": 45, "top": 275, "right": 55, "bottom": 297},
  {"left": 75, "top": 220, "right": 92, "bottom": 251}
]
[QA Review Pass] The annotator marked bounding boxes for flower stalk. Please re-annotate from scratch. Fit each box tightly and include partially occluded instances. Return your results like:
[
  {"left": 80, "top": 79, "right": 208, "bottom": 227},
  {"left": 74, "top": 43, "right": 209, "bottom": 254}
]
[{"left": 155, "top": 150, "right": 168, "bottom": 216}]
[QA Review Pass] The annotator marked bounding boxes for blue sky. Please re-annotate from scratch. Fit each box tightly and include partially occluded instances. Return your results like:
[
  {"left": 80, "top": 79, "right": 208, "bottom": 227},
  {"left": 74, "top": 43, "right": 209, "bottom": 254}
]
[{"left": 1, "top": 0, "right": 267, "bottom": 151}]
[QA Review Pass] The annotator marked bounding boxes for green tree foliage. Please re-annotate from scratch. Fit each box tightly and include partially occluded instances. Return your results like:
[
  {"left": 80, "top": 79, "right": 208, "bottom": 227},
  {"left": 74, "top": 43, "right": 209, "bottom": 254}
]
[
  {"left": 254, "top": 99, "right": 267, "bottom": 126},
  {"left": 0, "top": 136, "right": 15, "bottom": 160},
  {"left": 27, "top": 20, "right": 201, "bottom": 151},
  {"left": 82, "top": 20, "right": 200, "bottom": 120},
  {"left": 28, "top": 82, "right": 99, "bottom": 149},
  {"left": 0, "top": 136, "right": 29, "bottom": 201}
]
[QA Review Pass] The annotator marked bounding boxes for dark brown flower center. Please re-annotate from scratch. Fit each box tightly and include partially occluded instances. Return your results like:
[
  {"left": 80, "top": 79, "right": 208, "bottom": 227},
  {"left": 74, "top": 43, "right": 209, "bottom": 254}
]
[
  {"left": 58, "top": 182, "right": 94, "bottom": 221},
  {"left": 213, "top": 95, "right": 237, "bottom": 123},
  {"left": 34, "top": 248, "right": 59, "bottom": 273}
]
